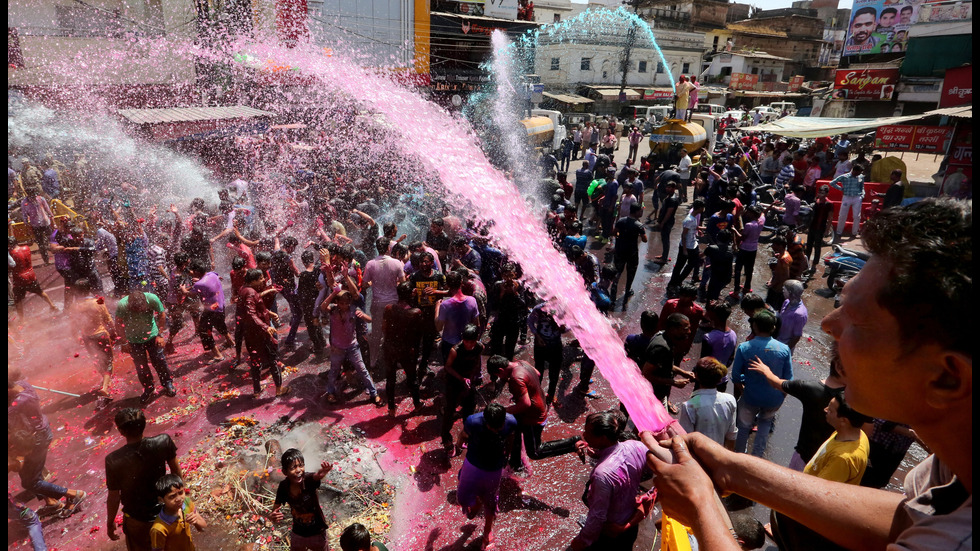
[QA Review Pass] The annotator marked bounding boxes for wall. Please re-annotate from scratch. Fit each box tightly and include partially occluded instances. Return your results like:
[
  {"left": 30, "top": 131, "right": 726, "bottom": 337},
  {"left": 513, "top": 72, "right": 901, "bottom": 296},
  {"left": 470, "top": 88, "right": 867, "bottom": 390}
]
[
  {"left": 308, "top": 0, "right": 416, "bottom": 68},
  {"left": 8, "top": 0, "right": 198, "bottom": 88},
  {"left": 535, "top": 42, "right": 702, "bottom": 88}
]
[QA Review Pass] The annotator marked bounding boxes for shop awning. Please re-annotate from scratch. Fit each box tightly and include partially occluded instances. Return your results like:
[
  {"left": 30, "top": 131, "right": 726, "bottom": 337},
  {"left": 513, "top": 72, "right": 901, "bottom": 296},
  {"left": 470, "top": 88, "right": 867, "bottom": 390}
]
[
  {"left": 586, "top": 87, "right": 642, "bottom": 100},
  {"left": 117, "top": 105, "right": 274, "bottom": 142},
  {"left": 117, "top": 105, "right": 273, "bottom": 125},
  {"left": 541, "top": 92, "right": 594, "bottom": 105},
  {"left": 738, "top": 106, "right": 964, "bottom": 138}
]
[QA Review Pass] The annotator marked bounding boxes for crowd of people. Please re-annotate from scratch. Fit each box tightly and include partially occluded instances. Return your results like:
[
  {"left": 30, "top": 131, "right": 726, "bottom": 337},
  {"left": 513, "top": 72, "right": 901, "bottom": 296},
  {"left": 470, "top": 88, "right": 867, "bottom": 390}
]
[{"left": 6, "top": 110, "right": 970, "bottom": 551}]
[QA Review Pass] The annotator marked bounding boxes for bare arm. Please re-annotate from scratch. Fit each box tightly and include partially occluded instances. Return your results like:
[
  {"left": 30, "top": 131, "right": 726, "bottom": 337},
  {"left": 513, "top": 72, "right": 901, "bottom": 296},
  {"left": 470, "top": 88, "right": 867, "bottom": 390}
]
[
  {"left": 653, "top": 432, "right": 906, "bottom": 551},
  {"left": 747, "top": 356, "right": 788, "bottom": 392}
]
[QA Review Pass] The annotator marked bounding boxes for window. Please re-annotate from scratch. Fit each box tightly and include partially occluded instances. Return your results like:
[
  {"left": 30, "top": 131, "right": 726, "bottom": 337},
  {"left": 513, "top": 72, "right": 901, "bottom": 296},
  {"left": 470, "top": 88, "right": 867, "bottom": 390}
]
[
  {"left": 638, "top": 60, "right": 647, "bottom": 73},
  {"left": 602, "top": 70, "right": 608, "bottom": 79},
  {"left": 55, "top": 5, "right": 123, "bottom": 37},
  {"left": 751, "top": 67, "right": 759, "bottom": 75},
  {"left": 712, "top": 36, "right": 720, "bottom": 51},
  {"left": 581, "top": 58, "right": 591, "bottom": 71},
  {"left": 554, "top": 13, "right": 560, "bottom": 22},
  {"left": 682, "top": 62, "right": 690, "bottom": 73},
  {"left": 656, "top": 62, "right": 664, "bottom": 74},
  {"left": 551, "top": 57, "right": 560, "bottom": 71}
]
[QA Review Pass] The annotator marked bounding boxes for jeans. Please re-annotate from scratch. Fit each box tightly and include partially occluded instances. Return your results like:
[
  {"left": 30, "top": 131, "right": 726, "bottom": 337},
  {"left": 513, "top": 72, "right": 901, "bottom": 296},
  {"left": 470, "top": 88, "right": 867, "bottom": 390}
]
[
  {"left": 247, "top": 336, "right": 281, "bottom": 392},
  {"left": 733, "top": 248, "right": 758, "bottom": 293},
  {"left": 326, "top": 345, "right": 377, "bottom": 398},
  {"left": 534, "top": 342, "right": 564, "bottom": 403},
  {"left": 735, "top": 400, "right": 781, "bottom": 457},
  {"left": 197, "top": 309, "right": 228, "bottom": 350},
  {"left": 658, "top": 222, "right": 674, "bottom": 259},
  {"left": 29, "top": 225, "right": 51, "bottom": 264},
  {"left": 668, "top": 245, "right": 701, "bottom": 288},
  {"left": 301, "top": 303, "right": 326, "bottom": 352},
  {"left": 574, "top": 191, "right": 590, "bottom": 220},
  {"left": 609, "top": 253, "right": 639, "bottom": 300},
  {"left": 19, "top": 427, "right": 68, "bottom": 501},
  {"left": 281, "top": 290, "right": 303, "bottom": 343},
  {"left": 368, "top": 299, "right": 395, "bottom": 368},
  {"left": 8, "top": 495, "right": 47, "bottom": 551},
  {"left": 489, "top": 317, "right": 520, "bottom": 360},
  {"left": 384, "top": 347, "right": 420, "bottom": 408},
  {"left": 836, "top": 195, "right": 863, "bottom": 235},
  {"left": 129, "top": 338, "right": 173, "bottom": 389},
  {"left": 441, "top": 377, "right": 477, "bottom": 445},
  {"left": 509, "top": 423, "right": 580, "bottom": 470}
]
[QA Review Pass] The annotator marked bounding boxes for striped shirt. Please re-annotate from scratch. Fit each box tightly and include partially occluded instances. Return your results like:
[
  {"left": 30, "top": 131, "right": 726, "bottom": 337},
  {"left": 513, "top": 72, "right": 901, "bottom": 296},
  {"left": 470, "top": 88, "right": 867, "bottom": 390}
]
[
  {"left": 775, "top": 164, "right": 796, "bottom": 187},
  {"left": 830, "top": 173, "right": 866, "bottom": 198}
]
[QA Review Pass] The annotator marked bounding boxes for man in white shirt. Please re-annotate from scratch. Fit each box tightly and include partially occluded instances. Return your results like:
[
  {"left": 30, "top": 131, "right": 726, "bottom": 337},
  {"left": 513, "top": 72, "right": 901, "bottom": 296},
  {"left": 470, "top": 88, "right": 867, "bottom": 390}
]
[
  {"left": 677, "top": 150, "right": 693, "bottom": 203},
  {"left": 362, "top": 236, "right": 406, "bottom": 368}
]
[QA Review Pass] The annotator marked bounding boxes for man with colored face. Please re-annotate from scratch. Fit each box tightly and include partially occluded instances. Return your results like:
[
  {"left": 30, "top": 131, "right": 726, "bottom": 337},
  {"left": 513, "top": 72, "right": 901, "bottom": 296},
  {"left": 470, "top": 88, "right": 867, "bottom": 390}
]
[{"left": 640, "top": 199, "right": 972, "bottom": 551}]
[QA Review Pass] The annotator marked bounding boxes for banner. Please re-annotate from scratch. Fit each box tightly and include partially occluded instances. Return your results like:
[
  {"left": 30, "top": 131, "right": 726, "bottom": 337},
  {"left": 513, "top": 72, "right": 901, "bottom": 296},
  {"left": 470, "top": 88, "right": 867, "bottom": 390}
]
[
  {"left": 832, "top": 68, "right": 899, "bottom": 100},
  {"left": 875, "top": 125, "right": 953, "bottom": 152},
  {"left": 940, "top": 122, "right": 971, "bottom": 197},
  {"left": 788, "top": 75, "right": 805, "bottom": 92},
  {"left": 729, "top": 73, "right": 758, "bottom": 91},
  {"left": 939, "top": 65, "right": 973, "bottom": 108},
  {"left": 843, "top": 0, "right": 972, "bottom": 57},
  {"left": 644, "top": 89, "right": 674, "bottom": 100}
]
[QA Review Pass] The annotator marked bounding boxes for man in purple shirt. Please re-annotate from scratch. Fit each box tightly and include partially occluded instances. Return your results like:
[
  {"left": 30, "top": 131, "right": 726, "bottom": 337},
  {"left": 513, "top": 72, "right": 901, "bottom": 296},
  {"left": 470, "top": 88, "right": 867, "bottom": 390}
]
[
  {"left": 569, "top": 410, "right": 654, "bottom": 550},
  {"left": 776, "top": 280, "right": 808, "bottom": 352},
  {"left": 188, "top": 260, "right": 233, "bottom": 362},
  {"left": 435, "top": 271, "right": 480, "bottom": 362},
  {"left": 732, "top": 205, "right": 765, "bottom": 299}
]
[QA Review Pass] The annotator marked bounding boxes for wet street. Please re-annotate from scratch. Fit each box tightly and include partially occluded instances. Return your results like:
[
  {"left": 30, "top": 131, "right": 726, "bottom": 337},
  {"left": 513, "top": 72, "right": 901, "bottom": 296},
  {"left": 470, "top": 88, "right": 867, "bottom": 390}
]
[{"left": 6, "top": 138, "right": 923, "bottom": 551}]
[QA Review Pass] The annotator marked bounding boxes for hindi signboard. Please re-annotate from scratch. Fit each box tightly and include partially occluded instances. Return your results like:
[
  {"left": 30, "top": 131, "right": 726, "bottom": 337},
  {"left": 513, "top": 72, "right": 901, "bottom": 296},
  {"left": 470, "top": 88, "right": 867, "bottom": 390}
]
[
  {"left": 875, "top": 125, "right": 952, "bottom": 152},
  {"left": 939, "top": 65, "right": 972, "bottom": 108}
]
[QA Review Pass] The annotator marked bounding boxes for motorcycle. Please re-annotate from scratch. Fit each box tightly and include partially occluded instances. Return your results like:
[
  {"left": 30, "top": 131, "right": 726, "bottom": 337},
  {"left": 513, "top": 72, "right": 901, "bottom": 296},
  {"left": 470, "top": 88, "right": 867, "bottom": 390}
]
[
  {"left": 822, "top": 245, "right": 869, "bottom": 307},
  {"left": 756, "top": 184, "right": 814, "bottom": 243}
]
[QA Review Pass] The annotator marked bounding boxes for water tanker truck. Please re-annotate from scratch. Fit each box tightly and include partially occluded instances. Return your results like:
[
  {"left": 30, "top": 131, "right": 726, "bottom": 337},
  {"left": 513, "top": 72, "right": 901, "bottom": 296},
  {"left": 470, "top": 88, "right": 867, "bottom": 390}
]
[
  {"left": 520, "top": 109, "right": 567, "bottom": 154},
  {"left": 646, "top": 114, "right": 717, "bottom": 169}
]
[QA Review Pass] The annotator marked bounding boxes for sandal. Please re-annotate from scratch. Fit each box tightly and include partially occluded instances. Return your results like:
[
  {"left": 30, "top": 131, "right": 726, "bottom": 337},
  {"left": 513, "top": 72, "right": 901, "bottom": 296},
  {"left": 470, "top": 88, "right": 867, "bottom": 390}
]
[
  {"left": 60, "top": 491, "right": 87, "bottom": 518},
  {"left": 36, "top": 502, "right": 65, "bottom": 517},
  {"left": 275, "top": 386, "right": 291, "bottom": 397},
  {"left": 481, "top": 533, "right": 496, "bottom": 550},
  {"left": 372, "top": 395, "right": 384, "bottom": 407}
]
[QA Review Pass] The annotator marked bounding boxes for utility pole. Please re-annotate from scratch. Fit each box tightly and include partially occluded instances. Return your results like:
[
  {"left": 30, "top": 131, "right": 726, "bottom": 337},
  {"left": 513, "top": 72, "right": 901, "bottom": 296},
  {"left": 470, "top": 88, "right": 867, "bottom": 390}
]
[{"left": 618, "top": 0, "right": 642, "bottom": 99}]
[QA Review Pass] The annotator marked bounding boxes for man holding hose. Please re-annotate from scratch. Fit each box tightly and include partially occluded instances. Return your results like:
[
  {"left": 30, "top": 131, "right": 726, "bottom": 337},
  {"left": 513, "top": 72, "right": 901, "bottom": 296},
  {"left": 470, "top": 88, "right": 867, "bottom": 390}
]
[{"left": 642, "top": 198, "right": 972, "bottom": 550}]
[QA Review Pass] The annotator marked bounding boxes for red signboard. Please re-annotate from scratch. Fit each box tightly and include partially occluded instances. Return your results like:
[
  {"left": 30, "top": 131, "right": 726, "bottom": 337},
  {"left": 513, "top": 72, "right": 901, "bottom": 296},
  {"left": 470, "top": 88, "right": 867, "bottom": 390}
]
[
  {"left": 644, "top": 89, "right": 674, "bottom": 100},
  {"left": 788, "top": 75, "right": 805, "bottom": 92},
  {"left": 939, "top": 65, "right": 973, "bottom": 108},
  {"left": 730, "top": 73, "right": 758, "bottom": 91},
  {"left": 832, "top": 69, "right": 899, "bottom": 100},
  {"left": 940, "top": 122, "right": 972, "bottom": 198},
  {"left": 876, "top": 125, "right": 916, "bottom": 149},
  {"left": 911, "top": 126, "right": 953, "bottom": 152},
  {"left": 875, "top": 125, "right": 952, "bottom": 152}
]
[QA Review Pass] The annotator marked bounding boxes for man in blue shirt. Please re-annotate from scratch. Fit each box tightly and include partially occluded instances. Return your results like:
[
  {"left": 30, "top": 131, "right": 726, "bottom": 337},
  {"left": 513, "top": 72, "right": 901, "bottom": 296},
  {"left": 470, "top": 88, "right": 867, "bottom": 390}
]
[
  {"left": 829, "top": 164, "right": 866, "bottom": 241},
  {"left": 573, "top": 161, "right": 594, "bottom": 220},
  {"left": 731, "top": 309, "right": 793, "bottom": 456}
]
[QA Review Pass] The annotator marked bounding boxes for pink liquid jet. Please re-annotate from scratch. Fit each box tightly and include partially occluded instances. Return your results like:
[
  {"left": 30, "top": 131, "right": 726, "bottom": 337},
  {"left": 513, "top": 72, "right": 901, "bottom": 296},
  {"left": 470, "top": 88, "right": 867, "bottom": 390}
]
[{"left": 231, "top": 40, "right": 680, "bottom": 438}]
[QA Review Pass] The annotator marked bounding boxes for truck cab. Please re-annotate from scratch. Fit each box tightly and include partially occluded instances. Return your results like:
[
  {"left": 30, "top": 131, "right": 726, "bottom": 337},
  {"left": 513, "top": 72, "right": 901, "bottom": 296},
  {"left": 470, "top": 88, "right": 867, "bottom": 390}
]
[{"left": 524, "top": 109, "right": 567, "bottom": 153}]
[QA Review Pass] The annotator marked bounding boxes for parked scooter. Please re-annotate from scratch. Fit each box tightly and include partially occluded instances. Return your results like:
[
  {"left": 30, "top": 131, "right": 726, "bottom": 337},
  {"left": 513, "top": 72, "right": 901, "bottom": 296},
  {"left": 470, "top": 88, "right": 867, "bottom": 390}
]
[{"left": 822, "top": 244, "right": 869, "bottom": 307}]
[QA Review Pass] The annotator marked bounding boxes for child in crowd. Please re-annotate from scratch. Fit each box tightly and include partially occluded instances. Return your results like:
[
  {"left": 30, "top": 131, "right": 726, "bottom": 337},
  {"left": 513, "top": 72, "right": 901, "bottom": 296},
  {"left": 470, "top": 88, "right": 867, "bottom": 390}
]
[
  {"left": 339, "top": 523, "right": 390, "bottom": 551},
  {"left": 150, "top": 474, "right": 206, "bottom": 551},
  {"left": 270, "top": 449, "right": 333, "bottom": 551}
]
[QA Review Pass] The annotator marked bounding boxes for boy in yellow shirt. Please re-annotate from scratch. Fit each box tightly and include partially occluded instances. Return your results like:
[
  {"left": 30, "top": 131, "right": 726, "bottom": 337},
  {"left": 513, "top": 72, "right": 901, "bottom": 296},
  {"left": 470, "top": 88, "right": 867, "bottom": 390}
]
[
  {"left": 150, "top": 475, "right": 207, "bottom": 551},
  {"left": 804, "top": 395, "right": 871, "bottom": 484}
]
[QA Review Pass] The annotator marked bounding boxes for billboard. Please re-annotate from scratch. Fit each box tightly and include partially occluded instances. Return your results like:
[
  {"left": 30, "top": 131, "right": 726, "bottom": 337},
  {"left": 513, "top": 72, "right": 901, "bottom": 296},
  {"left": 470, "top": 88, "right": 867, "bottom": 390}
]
[
  {"left": 939, "top": 65, "right": 973, "bottom": 108},
  {"left": 788, "top": 75, "right": 805, "bottom": 92},
  {"left": 730, "top": 73, "right": 758, "bottom": 90},
  {"left": 843, "top": 0, "right": 972, "bottom": 57},
  {"left": 832, "top": 68, "right": 899, "bottom": 100},
  {"left": 875, "top": 125, "right": 952, "bottom": 152}
]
